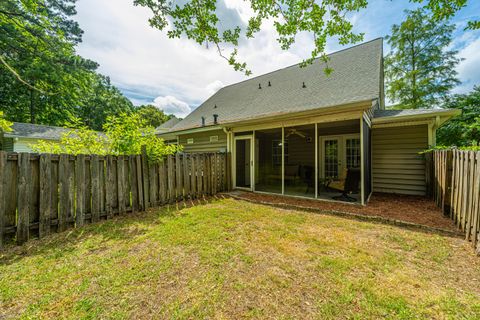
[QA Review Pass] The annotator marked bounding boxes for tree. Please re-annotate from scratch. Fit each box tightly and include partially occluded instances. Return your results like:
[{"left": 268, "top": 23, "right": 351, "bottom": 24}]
[
  {"left": 135, "top": 105, "right": 172, "bottom": 128},
  {"left": 0, "top": 0, "right": 133, "bottom": 129},
  {"left": 384, "top": 9, "right": 461, "bottom": 109},
  {"left": 134, "top": 0, "right": 477, "bottom": 75},
  {"left": 32, "top": 112, "right": 181, "bottom": 161},
  {"left": 0, "top": 111, "right": 13, "bottom": 132},
  {"left": 74, "top": 74, "right": 134, "bottom": 130},
  {"left": 437, "top": 86, "right": 480, "bottom": 147}
]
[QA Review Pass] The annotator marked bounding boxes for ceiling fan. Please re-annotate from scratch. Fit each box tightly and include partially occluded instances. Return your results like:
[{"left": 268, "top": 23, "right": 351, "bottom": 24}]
[{"left": 285, "top": 128, "right": 307, "bottom": 138}]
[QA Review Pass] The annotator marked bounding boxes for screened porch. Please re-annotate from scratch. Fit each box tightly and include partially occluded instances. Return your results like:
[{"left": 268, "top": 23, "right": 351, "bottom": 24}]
[{"left": 233, "top": 118, "right": 372, "bottom": 205}]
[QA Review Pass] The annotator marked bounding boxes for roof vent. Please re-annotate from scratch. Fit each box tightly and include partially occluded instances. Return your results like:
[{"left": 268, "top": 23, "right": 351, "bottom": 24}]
[
  {"left": 302, "top": 82, "right": 306, "bottom": 88},
  {"left": 201, "top": 116, "right": 205, "bottom": 127},
  {"left": 258, "top": 83, "right": 262, "bottom": 89},
  {"left": 268, "top": 81, "right": 271, "bottom": 87},
  {"left": 214, "top": 104, "right": 217, "bottom": 108},
  {"left": 213, "top": 114, "right": 218, "bottom": 124}
]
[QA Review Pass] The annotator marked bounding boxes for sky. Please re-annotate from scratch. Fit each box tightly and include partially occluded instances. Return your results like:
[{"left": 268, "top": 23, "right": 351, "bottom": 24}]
[{"left": 74, "top": 0, "right": 480, "bottom": 117}]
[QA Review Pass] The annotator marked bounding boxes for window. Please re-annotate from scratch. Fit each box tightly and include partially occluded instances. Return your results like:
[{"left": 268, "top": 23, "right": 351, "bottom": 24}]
[
  {"left": 272, "top": 139, "right": 288, "bottom": 166},
  {"left": 346, "top": 138, "right": 361, "bottom": 168},
  {"left": 187, "top": 138, "right": 194, "bottom": 144},
  {"left": 210, "top": 135, "right": 219, "bottom": 142}
]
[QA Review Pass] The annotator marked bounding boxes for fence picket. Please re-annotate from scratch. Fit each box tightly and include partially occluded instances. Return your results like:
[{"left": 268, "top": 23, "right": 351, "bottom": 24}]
[
  {"left": 17, "top": 153, "right": 30, "bottom": 244},
  {"left": 183, "top": 154, "right": 190, "bottom": 199},
  {"left": 0, "top": 151, "right": 228, "bottom": 249},
  {"left": 118, "top": 156, "right": 126, "bottom": 215},
  {"left": 176, "top": 153, "right": 183, "bottom": 200},
  {"left": 429, "top": 150, "right": 480, "bottom": 255},
  {"left": 91, "top": 155, "right": 100, "bottom": 222},
  {"left": 129, "top": 156, "right": 138, "bottom": 212}
]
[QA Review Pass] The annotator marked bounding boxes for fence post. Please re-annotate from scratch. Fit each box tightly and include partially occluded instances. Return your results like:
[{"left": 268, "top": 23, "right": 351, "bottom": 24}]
[
  {"left": 39, "top": 154, "right": 52, "bottom": 237},
  {"left": 425, "top": 151, "right": 432, "bottom": 198},
  {"left": 17, "top": 153, "right": 30, "bottom": 244},
  {"left": 167, "top": 155, "right": 175, "bottom": 203},
  {"left": 226, "top": 152, "right": 232, "bottom": 191},
  {"left": 176, "top": 153, "right": 183, "bottom": 200},
  {"left": 442, "top": 150, "right": 453, "bottom": 216},
  {"left": 136, "top": 155, "right": 144, "bottom": 211},
  {"left": 141, "top": 145, "right": 150, "bottom": 209},
  {"left": 0, "top": 151, "right": 6, "bottom": 247},
  {"left": 75, "top": 154, "right": 86, "bottom": 227}
]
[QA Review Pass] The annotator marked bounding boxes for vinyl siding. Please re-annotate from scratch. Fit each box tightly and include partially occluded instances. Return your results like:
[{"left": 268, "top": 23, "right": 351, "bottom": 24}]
[
  {"left": 372, "top": 125, "right": 428, "bottom": 196},
  {"left": 13, "top": 138, "right": 41, "bottom": 152},
  {"left": 1, "top": 138, "right": 14, "bottom": 152},
  {"left": 178, "top": 130, "right": 227, "bottom": 153}
]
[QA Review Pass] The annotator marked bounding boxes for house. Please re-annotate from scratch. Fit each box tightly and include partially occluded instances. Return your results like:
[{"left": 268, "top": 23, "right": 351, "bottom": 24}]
[
  {"left": 158, "top": 38, "right": 460, "bottom": 204},
  {"left": 155, "top": 116, "right": 181, "bottom": 134},
  {"left": 0, "top": 122, "right": 71, "bottom": 152}
]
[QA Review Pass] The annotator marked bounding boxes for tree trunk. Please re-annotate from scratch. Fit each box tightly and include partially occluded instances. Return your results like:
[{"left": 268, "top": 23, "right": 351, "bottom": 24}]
[{"left": 29, "top": 86, "right": 35, "bottom": 124}]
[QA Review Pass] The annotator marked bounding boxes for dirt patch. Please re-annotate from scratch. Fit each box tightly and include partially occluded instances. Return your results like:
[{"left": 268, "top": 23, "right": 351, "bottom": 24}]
[{"left": 229, "top": 192, "right": 458, "bottom": 232}]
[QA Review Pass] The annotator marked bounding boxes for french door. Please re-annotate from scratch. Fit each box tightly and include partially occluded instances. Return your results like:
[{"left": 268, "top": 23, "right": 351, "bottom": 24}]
[
  {"left": 320, "top": 135, "right": 361, "bottom": 179},
  {"left": 234, "top": 136, "right": 253, "bottom": 190},
  {"left": 322, "top": 137, "right": 341, "bottom": 179}
]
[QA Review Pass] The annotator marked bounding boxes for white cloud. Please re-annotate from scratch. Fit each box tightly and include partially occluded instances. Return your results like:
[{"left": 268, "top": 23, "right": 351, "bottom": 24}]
[
  {"left": 206, "top": 80, "right": 225, "bottom": 95},
  {"left": 153, "top": 96, "right": 191, "bottom": 118},
  {"left": 73, "top": 0, "right": 480, "bottom": 109},
  {"left": 454, "top": 37, "right": 480, "bottom": 93}
]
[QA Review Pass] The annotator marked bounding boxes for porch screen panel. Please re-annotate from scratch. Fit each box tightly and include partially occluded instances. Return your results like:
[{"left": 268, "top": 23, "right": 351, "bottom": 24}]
[
  {"left": 363, "top": 119, "right": 372, "bottom": 202},
  {"left": 284, "top": 124, "right": 315, "bottom": 198},
  {"left": 255, "top": 128, "right": 282, "bottom": 194}
]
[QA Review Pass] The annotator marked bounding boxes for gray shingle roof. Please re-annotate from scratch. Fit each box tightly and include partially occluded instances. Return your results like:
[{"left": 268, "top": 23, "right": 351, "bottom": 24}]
[
  {"left": 155, "top": 117, "right": 181, "bottom": 133},
  {"left": 4, "top": 122, "right": 72, "bottom": 140},
  {"left": 170, "top": 38, "right": 383, "bottom": 132},
  {"left": 373, "top": 109, "right": 458, "bottom": 119},
  {"left": 4, "top": 122, "right": 106, "bottom": 140}
]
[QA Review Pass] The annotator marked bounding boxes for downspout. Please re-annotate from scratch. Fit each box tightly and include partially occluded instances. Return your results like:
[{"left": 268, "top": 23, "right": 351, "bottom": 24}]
[
  {"left": 223, "top": 127, "right": 231, "bottom": 152},
  {"left": 432, "top": 116, "right": 440, "bottom": 147}
]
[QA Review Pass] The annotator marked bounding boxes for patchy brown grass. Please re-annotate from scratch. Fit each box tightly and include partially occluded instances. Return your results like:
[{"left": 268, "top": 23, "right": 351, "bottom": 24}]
[{"left": 1, "top": 198, "right": 479, "bottom": 319}]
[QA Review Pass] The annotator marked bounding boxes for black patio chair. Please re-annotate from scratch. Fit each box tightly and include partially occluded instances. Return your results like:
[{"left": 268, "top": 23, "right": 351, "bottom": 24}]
[{"left": 332, "top": 167, "right": 360, "bottom": 202}]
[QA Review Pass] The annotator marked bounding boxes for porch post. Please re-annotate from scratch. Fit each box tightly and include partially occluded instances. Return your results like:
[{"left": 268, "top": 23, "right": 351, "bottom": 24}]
[
  {"left": 360, "top": 115, "right": 365, "bottom": 205},
  {"left": 315, "top": 123, "right": 318, "bottom": 199},
  {"left": 252, "top": 130, "right": 256, "bottom": 192},
  {"left": 282, "top": 126, "right": 285, "bottom": 195}
]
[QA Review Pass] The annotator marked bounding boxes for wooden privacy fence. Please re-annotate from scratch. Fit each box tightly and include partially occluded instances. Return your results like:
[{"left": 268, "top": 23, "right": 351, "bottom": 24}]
[
  {"left": 426, "top": 149, "right": 480, "bottom": 254},
  {"left": 0, "top": 151, "right": 231, "bottom": 248}
]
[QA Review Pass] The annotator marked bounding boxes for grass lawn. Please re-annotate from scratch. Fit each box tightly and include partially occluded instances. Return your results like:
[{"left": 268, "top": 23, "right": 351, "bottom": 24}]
[{"left": 1, "top": 198, "right": 479, "bottom": 319}]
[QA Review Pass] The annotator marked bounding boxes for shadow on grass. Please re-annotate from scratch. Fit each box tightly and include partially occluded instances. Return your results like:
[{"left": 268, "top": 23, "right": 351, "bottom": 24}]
[{"left": 0, "top": 196, "right": 224, "bottom": 266}]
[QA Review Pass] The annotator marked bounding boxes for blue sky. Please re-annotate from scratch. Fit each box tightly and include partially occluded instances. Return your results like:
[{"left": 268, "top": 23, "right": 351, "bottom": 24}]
[{"left": 74, "top": 0, "right": 480, "bottom": 117}]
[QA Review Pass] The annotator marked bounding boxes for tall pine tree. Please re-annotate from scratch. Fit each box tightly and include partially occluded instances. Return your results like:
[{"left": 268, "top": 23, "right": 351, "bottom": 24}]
[{"left": 385, "top": 9, "right": 461, "bottom": 109}]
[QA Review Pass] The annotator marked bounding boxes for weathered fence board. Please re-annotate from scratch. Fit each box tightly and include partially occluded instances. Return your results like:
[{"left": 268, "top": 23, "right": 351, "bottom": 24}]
[
  {"left": 0, "top": 152, "right": 229, "bottom": 248},
  {"left": 427, "top": 149, "right": 480, "bottom": 255}
]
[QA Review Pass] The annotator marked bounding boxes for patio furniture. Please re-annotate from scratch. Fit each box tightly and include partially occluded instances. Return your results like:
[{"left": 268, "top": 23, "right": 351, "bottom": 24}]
[{"left": 332, "top": 167, "right": 360, "bottom": 202}]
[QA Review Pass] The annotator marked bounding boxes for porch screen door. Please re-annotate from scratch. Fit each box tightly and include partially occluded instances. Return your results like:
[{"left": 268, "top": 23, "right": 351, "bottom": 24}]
[
  {"left": 234, "top": 137, "right": 253, "bottom": 189},
  {"left": 324, "top": 138, "right": 340, "bottom": 179}
]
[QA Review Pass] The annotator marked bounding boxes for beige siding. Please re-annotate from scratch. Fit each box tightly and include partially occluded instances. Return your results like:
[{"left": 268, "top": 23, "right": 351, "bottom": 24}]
[
  {"left": 372, "top": 125, "right": 428, "bottom": 196},
  {"left": 179, "top": 130, "right": 227, "bottom": 153},
  {"left": 1, "top": 138, "right": 14, "bottom": 152},
  {"left": 14, "top": 138, "right": 40, "bottom": 153}
]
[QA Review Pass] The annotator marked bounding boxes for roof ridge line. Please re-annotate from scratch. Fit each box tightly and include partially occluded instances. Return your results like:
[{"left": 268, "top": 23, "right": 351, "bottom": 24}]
[{"left": 216, "top": 37, "right": 384, "bottom": 92}]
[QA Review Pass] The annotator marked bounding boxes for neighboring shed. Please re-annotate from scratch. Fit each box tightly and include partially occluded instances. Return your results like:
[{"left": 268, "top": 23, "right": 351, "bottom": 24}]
[{"left": 1, "top": 122, "right": 71, "bottom": 152}]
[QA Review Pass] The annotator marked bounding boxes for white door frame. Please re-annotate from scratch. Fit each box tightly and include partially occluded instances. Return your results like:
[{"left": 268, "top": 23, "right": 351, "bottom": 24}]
[
  {"left": 319, "top": 133, "right": 360, "bottom": 179},
  {"left": 233, "top": 135, "right": 254, "bottom": 190}
]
